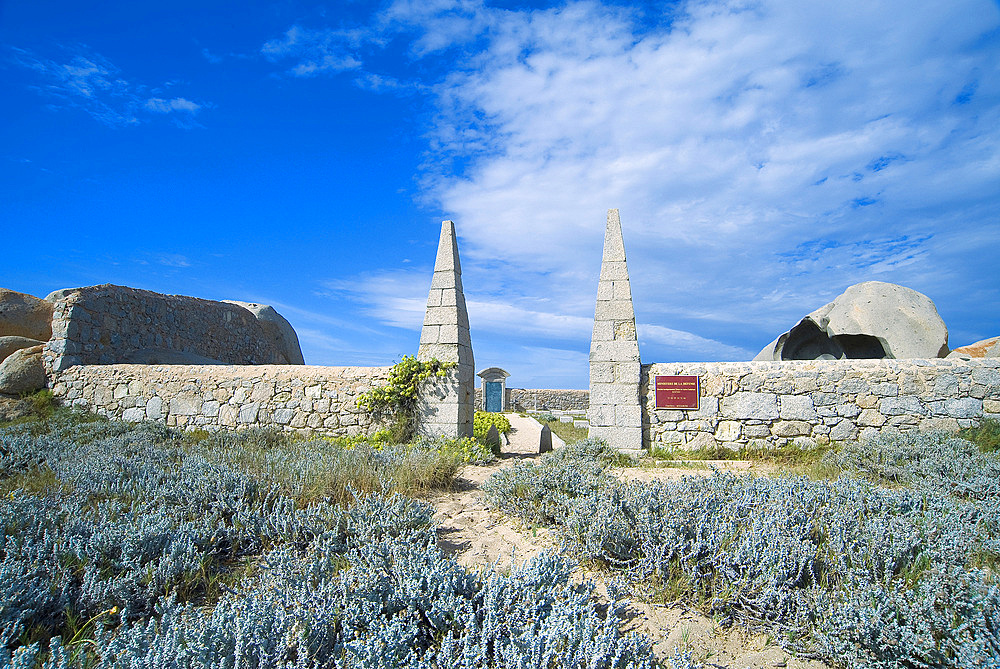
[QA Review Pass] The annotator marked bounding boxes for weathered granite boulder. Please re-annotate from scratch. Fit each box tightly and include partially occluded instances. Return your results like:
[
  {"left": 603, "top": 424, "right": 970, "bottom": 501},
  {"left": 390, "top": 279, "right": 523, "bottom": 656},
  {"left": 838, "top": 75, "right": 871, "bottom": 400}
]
[
  {"left": 755, "top": 281, "right": 949, "bottom": 361},
  {"left": 43, "top": 284, "right": 285, "bottom": 372},
  {"left": 0, "top": 336, "right": 47, "bottom": 363},
  {"left": 223, "top": 301, "right": 304, "bottom": 364},
  {"left": 0, "top": 289, "right": 53, "bottom": 341},
  {"left": 948, "top": 336, "right": 1000, "bottom": 359},
  {"left": 0, "top": 345, "right": 46, "bottom": 395}
]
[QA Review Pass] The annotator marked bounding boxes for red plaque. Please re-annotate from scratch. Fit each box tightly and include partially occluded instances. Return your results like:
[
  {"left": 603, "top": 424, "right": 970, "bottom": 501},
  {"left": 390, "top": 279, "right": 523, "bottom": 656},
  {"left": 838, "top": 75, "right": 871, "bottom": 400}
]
[{"left": 654, "top": 375, "right": 700, "bottom": 410}]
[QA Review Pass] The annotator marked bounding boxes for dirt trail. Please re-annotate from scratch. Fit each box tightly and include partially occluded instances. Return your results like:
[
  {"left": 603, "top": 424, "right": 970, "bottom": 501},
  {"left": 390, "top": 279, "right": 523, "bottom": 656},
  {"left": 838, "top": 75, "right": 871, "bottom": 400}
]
[{"left": 426, "top": 453, "right": 830, "bottom": 669}]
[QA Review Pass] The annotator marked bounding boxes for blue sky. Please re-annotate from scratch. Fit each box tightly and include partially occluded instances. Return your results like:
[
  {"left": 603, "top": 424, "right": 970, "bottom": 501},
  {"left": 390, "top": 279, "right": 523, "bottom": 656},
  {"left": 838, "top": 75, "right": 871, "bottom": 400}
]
[{"left": 2, "top": 0, "right": 999, "bottom": 389}]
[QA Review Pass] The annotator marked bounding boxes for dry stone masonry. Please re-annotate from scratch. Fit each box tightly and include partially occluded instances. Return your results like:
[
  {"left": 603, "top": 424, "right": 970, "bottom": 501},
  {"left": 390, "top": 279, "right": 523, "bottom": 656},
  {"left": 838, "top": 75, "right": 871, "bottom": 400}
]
[
  {"left": 643, "top": 358, "right": 1000, "bottom": 450},
  {"left": 475, "top": 387, "right": 590, "bottom": 412},
  {"left": 52, "top": 364, "right": 391, "bottom": 436},
  {"left": 416, "top": 220, "right": 475, "bottom": 438},
  {"left": 588, "top": 209, "right": 643, "bottom": 451},
  {"left": 43, "top": 285, "right": 288, "bottom": 373}
]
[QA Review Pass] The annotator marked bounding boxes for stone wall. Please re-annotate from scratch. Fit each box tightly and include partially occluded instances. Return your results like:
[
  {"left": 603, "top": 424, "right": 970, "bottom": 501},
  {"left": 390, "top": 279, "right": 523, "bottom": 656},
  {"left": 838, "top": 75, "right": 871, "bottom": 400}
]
[
  {"left": 50, "top": 364, "right": 392, "bottom": 436},
  {"left": 474, "top": 387, "right": 590, "bottom": 412},
  {"left": 642, "top": 358, "right": 1000, "bottom": 450},
  {"left": 44, "top": 285, "right": 281, "bottom": 372}
]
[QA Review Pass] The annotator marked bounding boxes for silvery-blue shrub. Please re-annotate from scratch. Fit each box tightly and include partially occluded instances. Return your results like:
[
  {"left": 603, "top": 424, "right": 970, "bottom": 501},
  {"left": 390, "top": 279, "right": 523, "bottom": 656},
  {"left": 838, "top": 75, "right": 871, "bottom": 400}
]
[
  {"left": 1, "top": 418, "right": 657, "bottom": 668},
  {"left": 483, "top": 435, "right": 1000, "bottom": 668}
]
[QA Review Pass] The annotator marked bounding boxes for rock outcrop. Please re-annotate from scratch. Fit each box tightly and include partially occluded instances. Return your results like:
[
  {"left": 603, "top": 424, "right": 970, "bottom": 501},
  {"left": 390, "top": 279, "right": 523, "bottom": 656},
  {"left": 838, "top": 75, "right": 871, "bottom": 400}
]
[
  {"left": 0, "top": 289, "right": 53, "bottom": 341},
  {"left": 43, "top": 284, "right": 287, "bottom": 372},
  {"left": 755, "top": 281, "right": 949, "bottom": 361},
  {"left": 0, "top": 336, "right": 47, "bottom": 363},
  {"left": 948, "top": 337, "right": 1000, "bottom": 359},
  {"left": 223, "top": 301, "right": 304, "bottom": 365},
  {"left": 0, "top": 345, "right": 46, "bottom": 395}
]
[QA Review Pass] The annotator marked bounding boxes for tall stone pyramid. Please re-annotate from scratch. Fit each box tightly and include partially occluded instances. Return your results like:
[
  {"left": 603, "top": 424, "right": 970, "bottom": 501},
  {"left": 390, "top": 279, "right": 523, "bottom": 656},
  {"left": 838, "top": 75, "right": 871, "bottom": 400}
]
[
  {"left": 588, "top": 209, "right": 643, "bottom": 451},
  {"left": 416, "top": 220, "right": 474, "bottom": 438}
]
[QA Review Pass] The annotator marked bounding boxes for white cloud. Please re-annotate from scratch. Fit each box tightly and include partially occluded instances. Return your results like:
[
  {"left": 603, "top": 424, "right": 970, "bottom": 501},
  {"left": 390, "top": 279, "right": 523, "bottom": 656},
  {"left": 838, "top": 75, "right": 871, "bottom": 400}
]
[
  {"left": 145, "top": 97, "right": 200, "bottom": 114},
  {"left": 156, "top": 253, "right": 192, "bottom": 268},
  {"left": 386, "top": 0, "right": 1000, "bottom": 363},
  {"left": 11, "top": 46, "right": 208, "bottom": 128},
  {"left": 261, "top": 25, "right": 376, "bottom": 77},
  {"left": 268, "top": 0, "right": 1000, "bottom": 382}
]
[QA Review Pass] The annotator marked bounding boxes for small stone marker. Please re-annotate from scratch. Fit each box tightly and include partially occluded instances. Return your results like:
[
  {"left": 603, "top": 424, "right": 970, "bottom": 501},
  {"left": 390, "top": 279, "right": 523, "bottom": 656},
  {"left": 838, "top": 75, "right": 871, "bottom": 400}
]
[
  {"left": 483, "top": 423, "right": 501, "bottom": 451},
  {"left": 539, "top": 424, "right": 552, "bottom": 454}
]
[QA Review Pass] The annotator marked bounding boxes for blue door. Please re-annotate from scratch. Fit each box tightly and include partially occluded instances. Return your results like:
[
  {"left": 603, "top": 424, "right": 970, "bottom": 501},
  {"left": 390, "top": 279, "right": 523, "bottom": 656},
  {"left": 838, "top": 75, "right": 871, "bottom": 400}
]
[{"left": 485, "top": 382, "right": 502, "bottom": 412}]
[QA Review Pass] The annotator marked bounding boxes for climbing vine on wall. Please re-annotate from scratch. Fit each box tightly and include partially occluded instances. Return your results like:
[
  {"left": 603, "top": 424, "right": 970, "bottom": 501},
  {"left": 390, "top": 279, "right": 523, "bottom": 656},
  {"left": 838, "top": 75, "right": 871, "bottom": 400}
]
[{"left": 356, "top": 355, "right": 455, "bottom": 443}]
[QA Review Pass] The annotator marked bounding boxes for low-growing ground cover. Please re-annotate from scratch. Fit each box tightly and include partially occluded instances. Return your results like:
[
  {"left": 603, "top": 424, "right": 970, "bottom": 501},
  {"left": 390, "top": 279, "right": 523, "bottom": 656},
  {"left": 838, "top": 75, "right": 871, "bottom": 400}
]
[
  {"left": 532, "top": 413, "right": 589, "bottom": 445},
  {"left": 0, "top": 409, "right": 661, "bottom": 668},
  {"left": 483, "top": 434, "right": 1000, "bottom": 668}
]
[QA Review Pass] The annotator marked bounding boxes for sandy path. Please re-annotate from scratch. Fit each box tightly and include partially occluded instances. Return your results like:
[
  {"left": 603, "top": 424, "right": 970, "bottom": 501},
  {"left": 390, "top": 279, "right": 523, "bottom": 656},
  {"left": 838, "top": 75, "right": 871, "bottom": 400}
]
[{"left": 426, "top": 455, "right": 830, "bottom": 669}]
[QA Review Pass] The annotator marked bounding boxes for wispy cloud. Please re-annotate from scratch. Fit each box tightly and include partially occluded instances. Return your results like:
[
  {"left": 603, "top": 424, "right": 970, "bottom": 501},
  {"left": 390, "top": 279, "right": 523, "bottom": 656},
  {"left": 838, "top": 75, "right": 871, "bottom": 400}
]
[
  {"left": 388, "top": 0, "right": 1000, "bottom": 360},
  {"left": 156, "top": 253, "right": 192, "bottom": 268},
  {"left": 267, "top": 0, "right": 1000, "bottom": 381},
  {"left": 261, "top": 25, "right": 379, "bottom": 77},
  {"left": 10, "top": 45, "right": 209, "bottom": 128}
]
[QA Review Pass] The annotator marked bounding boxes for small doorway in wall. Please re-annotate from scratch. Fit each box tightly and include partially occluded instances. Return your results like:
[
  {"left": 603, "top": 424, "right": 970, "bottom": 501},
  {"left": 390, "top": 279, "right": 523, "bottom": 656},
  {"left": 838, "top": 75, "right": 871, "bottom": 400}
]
[
  {"left": 485, "top": 382, "right": 503, "bottom": 412},
  {"left": 477, "top": 367, "right": 510, "bottom": 412}
]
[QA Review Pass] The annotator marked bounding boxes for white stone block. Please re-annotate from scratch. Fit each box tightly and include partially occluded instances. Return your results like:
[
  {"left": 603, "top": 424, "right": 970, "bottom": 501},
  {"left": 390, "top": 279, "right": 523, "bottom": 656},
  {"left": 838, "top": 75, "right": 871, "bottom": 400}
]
[
  {"left": 438, "top": 324, "right": 460, "bottom": 344},
  {"left": 615, "top": 361, "right": 641, "bottom": 383},
  {"left": 879, "top": 396, "right": 926, "bottom": 416},
  {"left": 778, "top": 395, "right": 817, "bottom": 420},
  {"left": 591, "top": 320, "right": 614, "bottom": 342},
  {"left": 146, "top": 396, "right": 163, "bottom": 420},
  {"left": 122, "top": 407, "right": 145, "bottom": 422},
  {"left": 590, "top": 362, "right": 614, "bottom": 384},
  {"left": 589, "top": 340, "right": 640, "bottom": 363},
  {"left": 594, "top": 299, "right": 636, "bottom": 322},
  {"left": 942, "top": 397, "right": 981, "bottom": 418},
  {"left": 425, "top": 289, "right": 442, "bottom": 307},
  {"left": 715, "top": 420, "right": 741, "bottom": 441},
  {"left": 590, "top": 383, "right": 639, "bottom": 406},
  {"left": 588, "top": 404, "right": 614, "bottom": 428},
  {"left": 721, "top": 392, "right": 778, "bottom": 420},
  {"left": 238, "top": 403, "right": 259, "bottom": 423},
  {"left": 598, "top": 261, "right": 630, "bottom": 282},
  {"left": 170, "top": 395, "right": 201, "bottom": 416},
  {"left": 615, "top": 404, "right": 642, "bottom": 427}
]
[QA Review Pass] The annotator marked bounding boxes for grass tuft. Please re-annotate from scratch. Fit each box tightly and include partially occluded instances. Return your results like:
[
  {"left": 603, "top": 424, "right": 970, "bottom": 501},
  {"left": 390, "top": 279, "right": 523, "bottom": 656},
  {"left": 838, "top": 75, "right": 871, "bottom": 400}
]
[{"left": 959, "top": 417, "right": 1000, "bottom": 453}]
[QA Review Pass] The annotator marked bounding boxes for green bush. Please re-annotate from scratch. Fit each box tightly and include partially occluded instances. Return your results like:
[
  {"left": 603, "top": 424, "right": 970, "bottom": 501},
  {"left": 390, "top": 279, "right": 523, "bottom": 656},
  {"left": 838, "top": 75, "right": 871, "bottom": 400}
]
[
  {"left": 473, "top": 412, "right": 511, "bottom": 456},
  {"left": 473, "top": 411, "right": 512, "bottom": 440},
  {"left": 356, "top": 355, "right": 455, "bottom": 443}
]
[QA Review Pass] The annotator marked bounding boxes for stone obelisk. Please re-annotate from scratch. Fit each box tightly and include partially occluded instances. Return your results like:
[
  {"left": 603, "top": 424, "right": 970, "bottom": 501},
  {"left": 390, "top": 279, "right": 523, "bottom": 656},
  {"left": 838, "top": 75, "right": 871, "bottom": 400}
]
[
  {"left": 416, "top": 220, "right": 475, "bottom": 438},
  {"left": 588, "top": 209, "right": 643, "bottom": 451}
]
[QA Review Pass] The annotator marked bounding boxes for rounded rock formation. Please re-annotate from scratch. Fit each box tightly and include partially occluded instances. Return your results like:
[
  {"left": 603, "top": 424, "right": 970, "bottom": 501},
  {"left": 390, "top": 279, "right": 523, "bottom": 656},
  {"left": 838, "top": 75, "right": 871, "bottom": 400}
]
[
  {"left": 0, "top": 289, "right": 53, "bottom": 341},
  {"left": 0, "top": 344, "right": 47, "bottom": 395},
  {"left": 755, "top": 281, "right": 949, "bottom": 361},
  {"left": 948, "top": 336, "right": 1000, "bottom": 359},
  {"left": 0, "top": 336, "right": 47, "bottom": 363}
]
